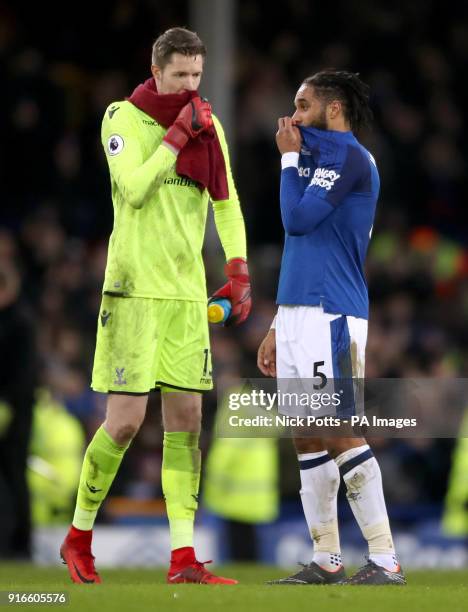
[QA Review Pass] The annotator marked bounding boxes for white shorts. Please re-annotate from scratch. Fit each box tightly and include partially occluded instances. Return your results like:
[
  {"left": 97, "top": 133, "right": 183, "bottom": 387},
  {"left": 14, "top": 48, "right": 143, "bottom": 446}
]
[{"left": 276, "top": 305, "right": 367, "bottom": 417}]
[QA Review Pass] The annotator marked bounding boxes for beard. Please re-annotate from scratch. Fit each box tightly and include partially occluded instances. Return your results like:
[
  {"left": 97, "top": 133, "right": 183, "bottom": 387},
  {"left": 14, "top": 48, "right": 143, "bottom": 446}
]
[{"left": 308, "top": 106, "right": 328, "bottom": 130}]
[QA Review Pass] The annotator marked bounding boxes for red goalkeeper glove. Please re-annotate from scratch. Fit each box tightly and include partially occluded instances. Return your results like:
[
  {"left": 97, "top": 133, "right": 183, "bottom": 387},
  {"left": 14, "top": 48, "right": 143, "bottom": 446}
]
[
  {"left": 163, "top": 96, "right": 213, "bottom": 153},
  {"left": 210, "top": 258, "right": 252, "bottom": 326}
]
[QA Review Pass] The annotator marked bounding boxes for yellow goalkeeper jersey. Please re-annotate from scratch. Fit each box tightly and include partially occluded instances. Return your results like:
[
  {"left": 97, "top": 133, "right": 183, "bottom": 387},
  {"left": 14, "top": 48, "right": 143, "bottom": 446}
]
[{"left": 100, "top": 100, "right": 244, "bottom": 302}]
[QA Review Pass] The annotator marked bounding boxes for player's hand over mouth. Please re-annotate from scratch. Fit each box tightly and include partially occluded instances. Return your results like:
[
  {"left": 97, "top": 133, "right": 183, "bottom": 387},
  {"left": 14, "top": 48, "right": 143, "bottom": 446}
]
[{"left": 276, "top": 116, "right": 301, "bottom": 154}]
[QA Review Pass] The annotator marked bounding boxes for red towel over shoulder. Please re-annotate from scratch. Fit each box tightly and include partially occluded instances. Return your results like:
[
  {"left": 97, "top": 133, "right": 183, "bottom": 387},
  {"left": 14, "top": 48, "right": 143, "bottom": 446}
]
[{"left": 127, "top": 78, "right": 229, "bottom": 201}]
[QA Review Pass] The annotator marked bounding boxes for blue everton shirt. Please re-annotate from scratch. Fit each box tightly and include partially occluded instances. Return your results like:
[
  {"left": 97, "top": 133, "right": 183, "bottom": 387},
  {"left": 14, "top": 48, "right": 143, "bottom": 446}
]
[{"left": 276, "top": 126, "right": 379, "bottom": 319}]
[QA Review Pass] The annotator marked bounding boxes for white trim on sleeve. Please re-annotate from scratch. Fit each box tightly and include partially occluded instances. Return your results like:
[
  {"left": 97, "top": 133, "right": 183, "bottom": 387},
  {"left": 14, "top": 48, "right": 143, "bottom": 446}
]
[{"left": 281, "top": 152, "right": 300, "bottom": 170}]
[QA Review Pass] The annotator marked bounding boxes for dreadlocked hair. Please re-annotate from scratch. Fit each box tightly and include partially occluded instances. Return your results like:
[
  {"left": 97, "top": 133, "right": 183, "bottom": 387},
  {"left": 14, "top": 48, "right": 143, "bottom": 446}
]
[{"left": 303, "top": 70, "right": 373, "bottom": 132}]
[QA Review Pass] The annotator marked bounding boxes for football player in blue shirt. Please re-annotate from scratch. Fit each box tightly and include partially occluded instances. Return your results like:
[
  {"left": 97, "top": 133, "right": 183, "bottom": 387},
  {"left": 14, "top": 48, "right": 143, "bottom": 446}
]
[{"left": 258, "top": 71, "right": 405, "bottom": 586}]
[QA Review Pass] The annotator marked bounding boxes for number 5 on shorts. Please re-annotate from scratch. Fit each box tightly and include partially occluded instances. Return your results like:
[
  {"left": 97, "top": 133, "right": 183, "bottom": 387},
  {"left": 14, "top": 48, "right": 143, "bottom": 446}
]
[{"left": 313, "top": 361, "right": 327, "bottom": 390}]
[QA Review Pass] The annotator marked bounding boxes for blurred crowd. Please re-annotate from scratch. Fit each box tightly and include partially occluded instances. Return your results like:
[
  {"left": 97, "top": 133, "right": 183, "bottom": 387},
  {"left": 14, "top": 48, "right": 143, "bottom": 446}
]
[{"left": 0, "top": 0, "right": 467, "bottom": 528}]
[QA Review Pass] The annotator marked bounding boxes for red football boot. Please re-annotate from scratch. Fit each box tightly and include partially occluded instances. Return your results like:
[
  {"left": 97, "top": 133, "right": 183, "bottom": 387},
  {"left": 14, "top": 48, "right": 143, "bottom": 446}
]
[
  {"left": 60, "top": 526, "right": 102, "bottom": 584},
  {"left": 167, "top": 547, "right": 238, "bottom": 585}
]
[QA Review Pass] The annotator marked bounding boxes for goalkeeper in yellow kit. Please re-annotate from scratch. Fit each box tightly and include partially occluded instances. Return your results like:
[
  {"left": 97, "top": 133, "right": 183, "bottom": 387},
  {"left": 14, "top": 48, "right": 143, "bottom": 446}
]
[{"left": 60, "top": 27, "right": 251, "bottom": 585}]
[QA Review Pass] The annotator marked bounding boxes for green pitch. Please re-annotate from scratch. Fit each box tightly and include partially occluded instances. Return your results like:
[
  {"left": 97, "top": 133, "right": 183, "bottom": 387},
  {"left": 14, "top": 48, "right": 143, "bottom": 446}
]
[{"left": 0, "top": 563, "right": 467, "bottom": 612}]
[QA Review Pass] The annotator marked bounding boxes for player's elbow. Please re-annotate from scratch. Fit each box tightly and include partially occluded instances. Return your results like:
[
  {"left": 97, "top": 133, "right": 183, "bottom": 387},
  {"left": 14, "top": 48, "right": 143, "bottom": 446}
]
[
  {"left": 117, "top": 174, "right": 146, "bottom": 209},
  {"left": 286, "top": 226, "right": 305, "bottom": 237},
  {"left": 127, "top": 196, "right": 144, "bottom": 210},
  {"left": 282, "top": 214, "right": 307, "bottom": 236},
  {"left": 122, "top": 185, "right": 145, "bottom": 209}
]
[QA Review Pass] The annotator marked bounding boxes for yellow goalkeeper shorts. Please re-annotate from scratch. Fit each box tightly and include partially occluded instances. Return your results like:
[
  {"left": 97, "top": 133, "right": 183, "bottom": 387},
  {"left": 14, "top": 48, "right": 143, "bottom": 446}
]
[{"left": 91, "top": 295, "right": 213, "bottom": 394}]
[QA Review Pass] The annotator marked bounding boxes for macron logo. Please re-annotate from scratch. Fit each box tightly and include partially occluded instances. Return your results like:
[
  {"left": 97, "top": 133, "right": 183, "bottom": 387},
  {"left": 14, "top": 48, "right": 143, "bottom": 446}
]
[{"left": 310, "top": 168, "right": 340, "bottom": 191}]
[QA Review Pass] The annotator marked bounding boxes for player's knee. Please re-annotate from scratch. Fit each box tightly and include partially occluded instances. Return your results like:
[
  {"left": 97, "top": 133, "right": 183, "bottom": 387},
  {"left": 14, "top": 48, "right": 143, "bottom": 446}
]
[
  {"left": 293, "top": 437, "right": 326, "bottom": 454},
  {"left": 325, "top": 438, "right": 366, "bottom": 458},
  {"left": 325, "top": 442, "right": 347, "bottom": 458},
  {"left": 162, "top": 394, "right": 202, "bottom": 433},
  {"left": 188, "top": 410, "right": 202, "bottom": 432},
  {"left": 165, "top": 409, "right": 201, "bottom": 433},
  {"left": 107, "top": 421, "right": 140, "bottom": 446}
]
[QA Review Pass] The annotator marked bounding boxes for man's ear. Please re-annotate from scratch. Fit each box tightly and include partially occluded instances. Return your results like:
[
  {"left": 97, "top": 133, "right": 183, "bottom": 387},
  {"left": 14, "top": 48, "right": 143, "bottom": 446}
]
[
  {"left": 151, "top": 64, "right": 161, "bottom": 81},
  {"left": 328, "top": 100, "right": 341, "bottom": 120}
]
